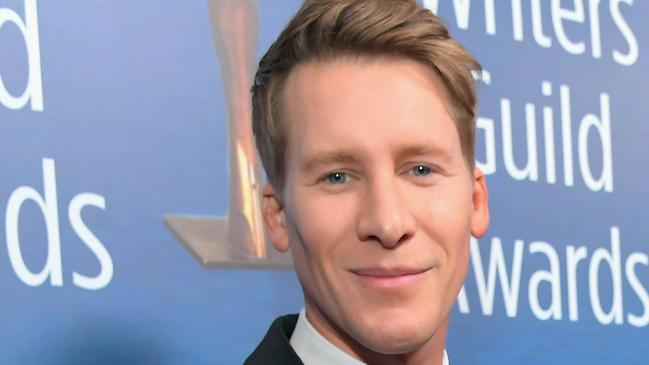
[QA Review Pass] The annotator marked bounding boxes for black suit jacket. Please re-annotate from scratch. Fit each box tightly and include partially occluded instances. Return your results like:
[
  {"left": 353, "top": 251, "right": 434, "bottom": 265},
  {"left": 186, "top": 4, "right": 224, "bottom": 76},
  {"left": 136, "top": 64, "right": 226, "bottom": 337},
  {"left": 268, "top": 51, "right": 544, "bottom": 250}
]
[{"left": 244, "top": 314, "right": 304, "bottom": 365}]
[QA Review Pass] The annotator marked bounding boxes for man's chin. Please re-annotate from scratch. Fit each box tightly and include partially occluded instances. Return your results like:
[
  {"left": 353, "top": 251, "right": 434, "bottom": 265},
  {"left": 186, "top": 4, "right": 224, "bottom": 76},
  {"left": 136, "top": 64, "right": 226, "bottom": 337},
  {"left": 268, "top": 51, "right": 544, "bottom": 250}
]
[{"left": 350, "top": 315, "right": 437, "bottom": 356}]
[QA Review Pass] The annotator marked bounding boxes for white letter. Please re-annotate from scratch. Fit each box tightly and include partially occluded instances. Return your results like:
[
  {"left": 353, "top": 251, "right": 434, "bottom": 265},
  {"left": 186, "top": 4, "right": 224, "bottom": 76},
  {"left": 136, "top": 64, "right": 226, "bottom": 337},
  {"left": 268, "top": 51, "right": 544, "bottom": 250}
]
[
  {"left": 589, "top": 0, "right": 603, "bottom": 59},
  {"left": 567, "top": 245, "right": 588, "bottom": 321},
  {"left": 551, "top": 0, "right": 586, "bottom": 55},
  {"left": 501, "top": 99, "right": 539, "bottom": 181},
  {"left": 625, "top": 252, "right": 649, "bottom": 327},
  {"left": 485, "top": 0, "right": 496, "bottom": 35},
  {"left": 471, "top": 236, "right": 524, "bottom": 317},
  {"left": 542, "top": 81, "right": 557, "bottom": 184},
  {"left": 422, "top": 0, "right": 473, "bottom": 29},
  {"left": 528, "top": 241, "right": 563, "bottom": 320},
  {"left": 452, "top": 0, "right": 471, "bottom": 30},
  {"left": 560, "top": 85, "right": 575, "bottom": 187},
  {"left": 531, "top": 0, "right": 552, "bottom": 48},
  {"left": 512, "top": 0, "right": 524, "bottom": 41},
  {"left": 69, "top": 193, "right": 113, "bottom": 290},
  {"left": 457, "top": 285, "right": 470, "bottom": 313},
  {"left": 0, "top": 0, "right": 43, "bottom": 111},
  {"left": 589, "top": 226, "right": 623, "bottom": 325},
  {"left": 578, "top": 93, "right": 614, "bottom": 192},
  {"left": 422, "top": 0, "right": 440, "bottom": 14},
  {"left": 610, "top": 0, "right": 639, "bottom": 66},
  {"left": 5, "top": 158, "right": 62, "bottom": 286},
  {"left": 476, "top": 116, "right": 497, "bottom": 175}
]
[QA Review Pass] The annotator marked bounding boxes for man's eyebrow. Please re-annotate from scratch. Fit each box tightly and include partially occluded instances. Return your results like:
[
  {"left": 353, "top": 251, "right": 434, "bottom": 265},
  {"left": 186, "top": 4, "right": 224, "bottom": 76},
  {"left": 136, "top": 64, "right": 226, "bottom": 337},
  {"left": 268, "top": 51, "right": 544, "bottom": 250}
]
[
  {"left": 301, "top": 150, "right": 358, "bottom": 173},
  {"left": 394, "top": 144, "right": 453, "bottom": 162}
]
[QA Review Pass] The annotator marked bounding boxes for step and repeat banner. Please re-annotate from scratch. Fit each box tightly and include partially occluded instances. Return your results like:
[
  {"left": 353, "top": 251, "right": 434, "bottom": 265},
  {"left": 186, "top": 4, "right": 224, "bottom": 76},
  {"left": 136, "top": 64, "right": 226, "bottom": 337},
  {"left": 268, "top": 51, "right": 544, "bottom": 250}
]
[{"left": 1, "top": 0, "right": 647, "bottom": 364}]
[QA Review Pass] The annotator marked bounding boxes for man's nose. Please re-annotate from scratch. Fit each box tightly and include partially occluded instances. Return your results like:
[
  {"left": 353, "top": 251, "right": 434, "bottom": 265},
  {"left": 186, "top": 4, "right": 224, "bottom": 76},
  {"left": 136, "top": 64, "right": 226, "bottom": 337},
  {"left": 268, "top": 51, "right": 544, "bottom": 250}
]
[{"left": 356, "top": 177, "right": 416, "bottom": 249}]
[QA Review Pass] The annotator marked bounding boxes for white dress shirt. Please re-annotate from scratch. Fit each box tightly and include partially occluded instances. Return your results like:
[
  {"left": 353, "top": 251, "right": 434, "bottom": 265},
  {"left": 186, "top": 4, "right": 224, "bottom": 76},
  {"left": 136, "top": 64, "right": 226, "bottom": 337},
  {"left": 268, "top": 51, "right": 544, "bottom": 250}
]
[{"left": 290, "top": 308, "right": 450, "bottom": 365}]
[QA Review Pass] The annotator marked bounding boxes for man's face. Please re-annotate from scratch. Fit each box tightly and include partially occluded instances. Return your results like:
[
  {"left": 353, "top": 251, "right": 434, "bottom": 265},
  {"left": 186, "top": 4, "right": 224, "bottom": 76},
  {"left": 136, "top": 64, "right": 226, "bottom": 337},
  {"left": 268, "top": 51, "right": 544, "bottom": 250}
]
[{"left": 263, "top": 58, "right": 489, "bottom": 356}]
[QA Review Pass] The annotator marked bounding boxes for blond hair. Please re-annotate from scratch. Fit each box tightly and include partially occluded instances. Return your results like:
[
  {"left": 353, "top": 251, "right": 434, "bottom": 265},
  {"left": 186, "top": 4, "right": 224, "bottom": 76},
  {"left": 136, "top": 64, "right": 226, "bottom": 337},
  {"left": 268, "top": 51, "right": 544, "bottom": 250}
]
[{"left": 251, "top": 0, "right": 481, "bottom": 189}]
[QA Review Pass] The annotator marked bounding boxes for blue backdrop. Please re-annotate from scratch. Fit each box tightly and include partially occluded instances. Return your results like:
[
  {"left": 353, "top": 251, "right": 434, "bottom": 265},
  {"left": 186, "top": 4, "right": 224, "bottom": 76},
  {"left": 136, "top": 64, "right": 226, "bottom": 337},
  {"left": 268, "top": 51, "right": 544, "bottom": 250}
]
[{"left": 0, "top": 0, "right": 647, "bottom": 364}]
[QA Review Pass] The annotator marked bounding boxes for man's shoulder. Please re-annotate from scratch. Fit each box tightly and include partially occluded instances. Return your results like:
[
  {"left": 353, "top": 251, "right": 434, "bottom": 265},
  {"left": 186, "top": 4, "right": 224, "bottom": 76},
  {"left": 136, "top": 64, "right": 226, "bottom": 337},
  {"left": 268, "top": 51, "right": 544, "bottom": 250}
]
[{"left": 244, "top": 313, "right": 303, "bottom": 365}]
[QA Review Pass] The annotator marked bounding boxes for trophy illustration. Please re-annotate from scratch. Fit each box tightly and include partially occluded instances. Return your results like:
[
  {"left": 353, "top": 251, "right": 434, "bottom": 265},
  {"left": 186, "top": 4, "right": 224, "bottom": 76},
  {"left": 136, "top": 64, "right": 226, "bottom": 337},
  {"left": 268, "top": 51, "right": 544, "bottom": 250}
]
[{"left": 164, "top": 0, "right": 292, "bottom": 269}]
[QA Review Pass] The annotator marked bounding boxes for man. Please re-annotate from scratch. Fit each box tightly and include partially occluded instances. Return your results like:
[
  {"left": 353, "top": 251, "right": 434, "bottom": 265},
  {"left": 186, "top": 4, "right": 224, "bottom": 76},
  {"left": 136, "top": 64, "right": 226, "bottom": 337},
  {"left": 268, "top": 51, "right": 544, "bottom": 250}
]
[{"left": 245, "top": 0, "right": 489, "bottom": 364}]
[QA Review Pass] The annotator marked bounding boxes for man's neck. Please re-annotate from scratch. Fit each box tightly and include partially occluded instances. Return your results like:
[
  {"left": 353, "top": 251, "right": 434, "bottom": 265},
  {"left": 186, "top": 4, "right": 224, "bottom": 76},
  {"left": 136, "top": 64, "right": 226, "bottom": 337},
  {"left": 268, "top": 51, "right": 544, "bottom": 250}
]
[{"left": 300, "top": 303, "right": 449, "bottom": 365}]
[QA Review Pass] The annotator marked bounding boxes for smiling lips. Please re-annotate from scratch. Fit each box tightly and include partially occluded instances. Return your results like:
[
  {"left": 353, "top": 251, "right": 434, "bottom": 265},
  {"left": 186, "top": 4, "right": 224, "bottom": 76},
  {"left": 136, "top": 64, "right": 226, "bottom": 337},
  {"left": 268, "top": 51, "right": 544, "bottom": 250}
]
[{"left": 350, "top": 267, "right": 430, "bottom": 289}]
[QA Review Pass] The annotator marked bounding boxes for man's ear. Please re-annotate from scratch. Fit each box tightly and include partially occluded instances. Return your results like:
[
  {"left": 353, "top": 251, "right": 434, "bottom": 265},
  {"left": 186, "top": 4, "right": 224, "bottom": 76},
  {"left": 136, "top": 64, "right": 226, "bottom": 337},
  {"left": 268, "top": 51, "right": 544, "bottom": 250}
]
[
  {"left": 470, "top": 167, "right": 490, "bottom": 238},
  {"left": 262, "top": 183, "right": 290, "bottom": 252}
]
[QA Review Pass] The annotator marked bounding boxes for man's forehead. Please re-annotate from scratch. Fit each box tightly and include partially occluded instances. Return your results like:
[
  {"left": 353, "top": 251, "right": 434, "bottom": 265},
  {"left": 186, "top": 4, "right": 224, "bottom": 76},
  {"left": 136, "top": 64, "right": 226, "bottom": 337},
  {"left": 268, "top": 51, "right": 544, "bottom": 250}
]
[
  {"left": 282, "top": 59, "right": 455, "bottom": 129},
  {"left": 285, "top": 57, "right": 445, "bottom": 96},
  {"left": 280, "top": 57, "right": 462, "bottom": 173}
]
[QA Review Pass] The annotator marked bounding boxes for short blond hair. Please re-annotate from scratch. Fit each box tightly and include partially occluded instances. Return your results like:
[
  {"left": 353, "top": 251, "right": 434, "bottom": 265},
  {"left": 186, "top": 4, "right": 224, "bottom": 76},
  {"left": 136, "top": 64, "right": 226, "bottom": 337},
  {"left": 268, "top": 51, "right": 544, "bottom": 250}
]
[{"left": 251, "top": 0, "right": 481, "bottom": 190}]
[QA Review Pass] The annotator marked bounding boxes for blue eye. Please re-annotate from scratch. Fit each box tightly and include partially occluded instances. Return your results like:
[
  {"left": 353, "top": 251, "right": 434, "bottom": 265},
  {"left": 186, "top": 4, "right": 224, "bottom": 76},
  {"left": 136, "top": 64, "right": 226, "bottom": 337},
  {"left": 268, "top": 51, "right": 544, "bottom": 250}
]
[
  {"left": 325, "top": 172, "right": 348, "bottom": 184},
  {"left": 412, "top": 165, "right": 432, "bottom": 176}
]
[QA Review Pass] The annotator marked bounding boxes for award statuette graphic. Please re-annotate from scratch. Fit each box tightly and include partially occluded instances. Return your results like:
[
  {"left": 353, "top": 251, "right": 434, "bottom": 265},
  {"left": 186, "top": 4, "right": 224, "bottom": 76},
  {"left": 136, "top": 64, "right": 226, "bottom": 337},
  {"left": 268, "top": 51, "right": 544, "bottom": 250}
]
[{"left": 164, "top": 0, "right": 292, "bottom": 269}]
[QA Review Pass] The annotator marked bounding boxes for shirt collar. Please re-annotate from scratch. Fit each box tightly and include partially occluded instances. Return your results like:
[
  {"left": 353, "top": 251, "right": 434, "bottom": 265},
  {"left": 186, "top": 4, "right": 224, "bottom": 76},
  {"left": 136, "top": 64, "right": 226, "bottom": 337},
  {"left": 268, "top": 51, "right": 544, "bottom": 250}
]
[{"left": 289, "top": 308, "right": 449, "bottom": 365}]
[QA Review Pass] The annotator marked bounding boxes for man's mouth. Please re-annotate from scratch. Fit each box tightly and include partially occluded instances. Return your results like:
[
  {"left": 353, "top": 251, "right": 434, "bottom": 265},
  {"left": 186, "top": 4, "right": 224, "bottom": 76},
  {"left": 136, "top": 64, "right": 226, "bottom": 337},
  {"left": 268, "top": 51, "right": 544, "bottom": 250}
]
[{"left": 349, "top": 267, "right": 431, "bottom": 289}]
